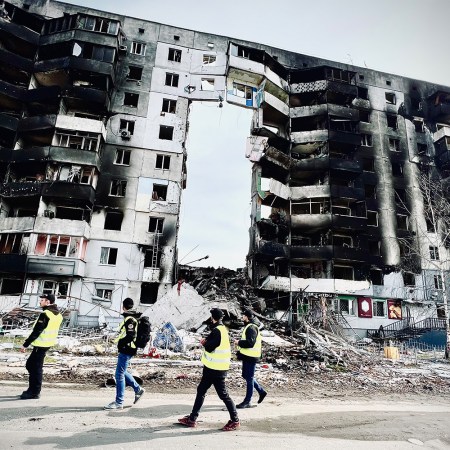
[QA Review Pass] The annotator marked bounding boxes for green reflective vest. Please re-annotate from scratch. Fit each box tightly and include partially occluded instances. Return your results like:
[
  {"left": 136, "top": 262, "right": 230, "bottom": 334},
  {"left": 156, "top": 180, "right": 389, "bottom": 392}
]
[
  {"left": 114, "top": 316, "right": 137, "bottom": 349},
  {"left": 201, "top": 325, "right": 231, "bottom": 371},
  {"left": 31, "top": 310, "right": 63, "bottom": 348},
  {"left": 238, "top": 323, "right": 262, "bottom": 358}
]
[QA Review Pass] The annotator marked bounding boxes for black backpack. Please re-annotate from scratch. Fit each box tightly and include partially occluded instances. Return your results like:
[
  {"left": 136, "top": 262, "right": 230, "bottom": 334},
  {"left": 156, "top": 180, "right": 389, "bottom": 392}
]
[{"left": 135, "top": 316, "right": 151, "bottom": 349}]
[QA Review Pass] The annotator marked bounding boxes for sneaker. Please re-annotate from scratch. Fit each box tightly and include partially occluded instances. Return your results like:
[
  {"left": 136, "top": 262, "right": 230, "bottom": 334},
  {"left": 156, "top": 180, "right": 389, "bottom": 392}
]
[
  {"left": 236, "top": 402, "right": 252, "bottom": 409},
  {"left": 19, "top": 392, "right": 40, "bottom": 400},
  {"left": 222, "top": 420, "right": 240, "bottom": 431},
  {"left": 178, "top": 415, "right": 197, "bottom": 428},
  {"left": 134, "top": 388, "right": 145, "bottom": 404},
  {"left": 103, "top": 401, "right": 123, "bottom": 410},
  {"left": 258, "top": 391, "right": 267, "bottom": 404}
]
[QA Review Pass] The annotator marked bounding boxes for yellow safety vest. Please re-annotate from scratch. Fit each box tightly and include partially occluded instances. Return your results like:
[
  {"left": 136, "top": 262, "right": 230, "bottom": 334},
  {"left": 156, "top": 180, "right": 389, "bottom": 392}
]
[
  {"left": 201, "top": 325, "right": 231, "bottom": 371},
  {"left": 114, "top": 316, "right": 137, "bottom": 348},
  {"left": 238, "top": 323, "right": 262, "bottom": 358},
  {"left": 31, "top": 310, "right": 63, "bottom": 348}
]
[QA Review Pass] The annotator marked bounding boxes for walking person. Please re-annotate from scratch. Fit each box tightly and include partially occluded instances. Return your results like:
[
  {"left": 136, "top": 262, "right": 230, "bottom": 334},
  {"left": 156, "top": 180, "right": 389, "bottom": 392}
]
[
  {"left": 234, "top": 308, "right": 267, "bottom": 408},
  {"left": 178, "top": 308, "right": 240, "bottom": 431},
  {"left": 19, "top": 293, "right": 63, "bottom": 399},
  {"left": 104, "top": 297, "right": 145, "bottom": 410}
]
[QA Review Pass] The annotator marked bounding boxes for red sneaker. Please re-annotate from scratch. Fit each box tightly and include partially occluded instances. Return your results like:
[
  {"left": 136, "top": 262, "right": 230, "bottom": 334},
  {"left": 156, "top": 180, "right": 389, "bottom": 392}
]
[
  {"left": 222, "top": 420, "right": 240, "bottom": 431},
  {"left": 178, "top": 415, "right": 197, "bottom": 428}
]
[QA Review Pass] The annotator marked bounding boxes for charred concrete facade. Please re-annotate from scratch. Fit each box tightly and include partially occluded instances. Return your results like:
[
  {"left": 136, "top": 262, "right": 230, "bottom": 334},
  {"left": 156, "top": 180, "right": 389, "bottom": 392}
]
[{"left": 0, "top": 1, "right": 449, "bottom": 333}]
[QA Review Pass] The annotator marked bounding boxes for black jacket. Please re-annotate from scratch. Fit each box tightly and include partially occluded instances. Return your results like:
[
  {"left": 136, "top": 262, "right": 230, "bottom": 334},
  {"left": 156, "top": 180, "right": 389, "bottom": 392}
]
[
  {"left": 202, "top": 321, "right": 228, "bottom": 377},
  {"left": 237, "top": 319, "right": 260, "bottom": 363},
  {"left": 23, "top": 304, "right": 60, "bottom": 348},
  {"left": 117, "top": 310, "right": 141, "bottom": 356}
]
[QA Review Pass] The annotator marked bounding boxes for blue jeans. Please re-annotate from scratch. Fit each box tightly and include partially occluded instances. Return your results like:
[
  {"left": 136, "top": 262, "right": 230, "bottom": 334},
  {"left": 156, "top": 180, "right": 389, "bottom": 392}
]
[
  {"left": 241, "top": 359, "right": 265, "bottom": 403},
  {"left": 115, "top": 352, "right": 140, "bottom": 405}
]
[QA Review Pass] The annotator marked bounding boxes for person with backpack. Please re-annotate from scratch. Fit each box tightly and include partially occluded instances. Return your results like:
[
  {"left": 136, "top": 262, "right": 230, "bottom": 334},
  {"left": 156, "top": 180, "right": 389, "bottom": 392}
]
[{"left": 104, "top": 297, "right": 145, "bottom": 410}]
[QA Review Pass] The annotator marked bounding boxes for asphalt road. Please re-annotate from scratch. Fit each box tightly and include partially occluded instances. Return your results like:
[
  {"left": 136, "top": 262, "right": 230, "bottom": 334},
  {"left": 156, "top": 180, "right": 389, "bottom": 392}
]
[{"left": 1, "top": 382, "right": 450, "bottom": 449}]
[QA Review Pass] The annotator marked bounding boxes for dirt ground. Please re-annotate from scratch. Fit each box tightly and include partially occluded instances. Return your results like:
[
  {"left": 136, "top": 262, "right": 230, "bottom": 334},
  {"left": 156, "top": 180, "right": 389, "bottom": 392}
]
[{"left": 1, "top": 353, "right": 450, "bottom": 449}]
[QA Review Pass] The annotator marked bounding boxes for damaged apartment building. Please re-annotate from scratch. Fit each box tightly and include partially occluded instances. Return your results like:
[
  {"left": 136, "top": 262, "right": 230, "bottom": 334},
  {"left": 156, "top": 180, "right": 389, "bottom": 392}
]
[{"left": 0, "top": 1, "right": 449, "bottom": 336}]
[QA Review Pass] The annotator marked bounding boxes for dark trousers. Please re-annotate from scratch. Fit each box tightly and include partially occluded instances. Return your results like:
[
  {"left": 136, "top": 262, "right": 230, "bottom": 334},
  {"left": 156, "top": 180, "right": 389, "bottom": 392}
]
[
  {"left": 25, "top": 347, "right": 48, "bottom": 395},
  {"left": 190, "top": 367, "right": 238, "bottom": 422},
  {"left": 242, "top": 359, "right": 265, "bottom": 403}
]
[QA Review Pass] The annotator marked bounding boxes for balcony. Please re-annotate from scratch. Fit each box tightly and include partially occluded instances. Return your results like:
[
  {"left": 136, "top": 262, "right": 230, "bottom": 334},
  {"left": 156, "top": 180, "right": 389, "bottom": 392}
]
[
  {"left": 0, "top": 17, "right": 40, "bottom": 46},
  {"left": 291, "top": 156, "right": 361, "bottom": 176},
  {"left": 41, "top": 181, "right": 95, "bottom": 206},
  {"left": 291, "top": 129, "right": 361, "bottom": 148},
  {"left": 0, "top": 216, "right": 35, "bottom": 232},
  {"left": 26, "top": 255, "right": 85, "bottom": 277},
  {"left": 0, "top": 181, "right": 42, "bottom": 198},
  {"left": 0, "top": 112, "right": 19, "bottom": 132},
  {"left": 0, "top": 254, "right": 27, "bottom": 274},
  {"left": 18, "top": 114, "right": 57, "bottom": 133},
  {"left": 0, "top": 47, "right": 34, "bottom": 72},
  {"left": 290, "top": 79, "right": 358, "bottom": 98},
  {"left": 33, "top": 217, "right": 90, "bottom": 238}
]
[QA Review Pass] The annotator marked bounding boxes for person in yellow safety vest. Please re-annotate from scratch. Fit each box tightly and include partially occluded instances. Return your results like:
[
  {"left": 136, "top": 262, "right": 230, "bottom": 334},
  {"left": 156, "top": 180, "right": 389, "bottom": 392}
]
[
  {"left": 104, "top": 297, "right": 145, "bottom": 410},
  {"left": 178, "top": 308, "right": 240, "bottom": 432},
  {"left": 19, "top": 293, "right": 63, "bottom": 400},
  {"left": 234, "top": 308, "right": 267, "bottom": 408}
]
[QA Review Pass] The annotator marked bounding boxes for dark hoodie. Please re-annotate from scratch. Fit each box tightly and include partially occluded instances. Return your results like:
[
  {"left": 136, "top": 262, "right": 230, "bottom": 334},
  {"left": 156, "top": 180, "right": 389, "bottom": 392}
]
[
  {"left": 23, "top": 303, "right": 61, "bottom": 348},
  {"left": 117, "top": 309, "right": 142, "bottom": 356}
]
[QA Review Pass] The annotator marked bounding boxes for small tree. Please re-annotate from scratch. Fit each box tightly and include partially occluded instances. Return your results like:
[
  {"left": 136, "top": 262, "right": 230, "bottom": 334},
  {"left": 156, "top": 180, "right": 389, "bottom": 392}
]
[{"left": 397, "top": 168, "right": 450, "bottom": 358}]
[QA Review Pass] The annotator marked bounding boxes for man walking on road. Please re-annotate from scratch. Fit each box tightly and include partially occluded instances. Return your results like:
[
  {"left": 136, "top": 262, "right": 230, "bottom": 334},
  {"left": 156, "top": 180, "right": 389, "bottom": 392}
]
[
  {"left": 178, "top": 308, "right": 240, "bottom": 431},
  {"left": 104, "top": 297, "right": 144, "bottom": 410},
  {"left": 19, "top": 293, "right": 63, "bottom": 400},
  {"left": 234, "top": 308, "right": 267, "bottom": 408}
]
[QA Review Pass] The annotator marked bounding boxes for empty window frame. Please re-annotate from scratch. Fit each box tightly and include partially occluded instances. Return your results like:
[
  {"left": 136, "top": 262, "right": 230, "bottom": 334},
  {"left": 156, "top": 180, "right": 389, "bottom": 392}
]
[
  {"left": 397, "top": 214, "right": 409, "bottom": 230},
  {"left": 389, "top": 138, "right": 400, "bottom": 152},
  {"left": 370, "top": 270, "right": 384, "bottom": 286},
  {"left": 148, "top": 217, "right": 164, "bottom": 233},
  {"left": 109, "top": 179, "right": 127, "bottom": 197},
  {"left": 42, "top": 280, "right": 70, "bottom": 298},
  {"left": 369, "top": 240, "right": 381, "bottom": 255},
  {"left": 385, "top": 92, "right": 396, "bottom": 104},
  {"left": 331, "top": 200, "right": 351, "bottom": 216},
  {"left": 127, "top": 66, "right": 143, "bottom": 80},
  {"left": 156, "top": 154, "right": 170, "bottom": 170},
  {"left": 119, "top": 119, "right": 135, "bottom": 134},
  {"left": 403, "top": 272, "right": 415, "bottom": 287},
  {"left": 392, "top": 162, "right": 403, "bottom": 176},
  {"left": 367, "top": 210, "right": 378, "bottom": 226},
  {"left": 359, "top": 110, "right": 370, "bottom": 123},
  {"left": 434, "top": 274, "right": 443, "bottom": 290},
  {"left": 152, "top": 184, "right": 168, "bottom": 201},
  {"left": 237, "top": 46, "right": 250, "bottom": 58},
  {"left": 80, "top": 167, "right": 94, "bottom": 185},
  {"left": 100, "top": 247, "right": 118, "bottom": 265},
  {"left": 362, "top": 157, "right": 375, "bottom": 172},
  {"left": 201, "top": 78, "right": 215, "bottom": 91},
  {"left": 413, "top": 118, "right": 424, "bottom": 133},
  {"left": 0, "top": 233, "right": 25, "bottom": 254},
  {"left": 104, "top": 211, "right": 123, "bottom": 230},
  {"left": 159, "top": 125, "right": 174, "bottom": 140},
  {"left": 46, "top": 235, "right": 79, "bottom": 257},
  {"left": 233, "top": 82, "right": 253, "bottom": 100},
  {"left": 124, "top": 92, "right": 139, "bottom": 107},
  {"left": 411, "top": 98, "right": 422, "bottom": 110},
  {"left": 357, "top": 87, "right": 368, "bottom": 99},
  {"left": 162, "top": 98, "right": 177, "bottom": 113},
  {"left": 292, "top": 199, "right": 327, "bottom": 214},
  {"left": 387, "top": 114, "right": 397, "bottom": 130},
  {"left": 165, "top": 72, "right": 179, "bottom": 87},
  {"left": 373, "top": 299, "right": 386, "bottom": 316},
  {"left": 55, "top": 129, "right": 100, "bottom": 151},
  {"left": 115, "top": 149, "right": 131, "bottom": 165},
  {"left": 429, "top": 246, "right": 440, "bottom": 260},
  {"left": 130, "top": 41, "right": 146, "bottom": 55},
  {"left": 81, "top": 16, "right": 118, "bottom": 35},
  {"left": 144, "top": 246, "right": 161, "bottom": 268},
  {"left": 361, "top": 133, "right": 372, "bottom": 146},
  {"left": 168, "top": 48, "right": 182, "bottom": 62},
  {"left": 203, "top": 54, "right": 217, "bottom": 65}
]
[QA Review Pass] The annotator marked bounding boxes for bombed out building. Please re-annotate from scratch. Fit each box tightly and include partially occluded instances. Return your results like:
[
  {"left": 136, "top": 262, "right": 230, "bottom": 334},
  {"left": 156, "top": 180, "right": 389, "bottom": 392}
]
[{"left": 0, "top": 1, "right": 449, "bottom": 335}]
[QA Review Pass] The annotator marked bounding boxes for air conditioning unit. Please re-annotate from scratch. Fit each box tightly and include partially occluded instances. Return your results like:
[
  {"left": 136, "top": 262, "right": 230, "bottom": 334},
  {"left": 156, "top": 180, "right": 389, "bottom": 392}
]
[
  {"left": 120, "top": 129, "right": 131, "bottom": 140},
  {"left": 118, "top": 45, "right": 127, "bottom": 54}
]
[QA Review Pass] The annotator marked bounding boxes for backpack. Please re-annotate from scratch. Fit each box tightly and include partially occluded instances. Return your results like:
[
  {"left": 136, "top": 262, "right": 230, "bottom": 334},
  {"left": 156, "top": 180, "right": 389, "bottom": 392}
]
[{"left": 135, "top": 316, "right": 152, "bottom": 349}]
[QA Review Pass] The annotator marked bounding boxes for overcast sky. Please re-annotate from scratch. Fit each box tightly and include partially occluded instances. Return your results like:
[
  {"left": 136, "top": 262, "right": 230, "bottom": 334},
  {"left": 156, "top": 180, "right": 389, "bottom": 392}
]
[{"left": 64, "top": 0, "right": 450, "bottom": 269}]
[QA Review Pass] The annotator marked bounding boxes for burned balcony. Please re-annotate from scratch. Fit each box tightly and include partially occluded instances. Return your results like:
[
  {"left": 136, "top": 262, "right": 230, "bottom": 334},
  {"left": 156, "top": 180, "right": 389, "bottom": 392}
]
[
  {"left": 429, "top": 91, "right": 450, "bottom": 123},
  {"left": 26, "top": 255, "right": 86, "bottom": 277},
  {"left": 434, "top": 133, "right": 450, "bottom": 170},
  {"left": 24, "top": 86, "right": 62, "bottom": 114},
  {"left": 0, "top": 78, "right": 26, "bottom": 111},
  {"left": 0, "top": 181, "right": 43, "bottom": 198},
  {"left": 0, "top": 47, "right": 34, "bottom": 84},
  {"left": 41, "top": 181, "right": 95, "bottom": 207},
  {"left": 0, "top": 16, "right": 40, "bottom": 57}
]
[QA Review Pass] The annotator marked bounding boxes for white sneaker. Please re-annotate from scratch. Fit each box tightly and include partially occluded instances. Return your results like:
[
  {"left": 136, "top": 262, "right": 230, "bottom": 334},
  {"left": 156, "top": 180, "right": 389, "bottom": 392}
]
[{"left": 104, "top": 401, "right": 123, "bottom": 410}]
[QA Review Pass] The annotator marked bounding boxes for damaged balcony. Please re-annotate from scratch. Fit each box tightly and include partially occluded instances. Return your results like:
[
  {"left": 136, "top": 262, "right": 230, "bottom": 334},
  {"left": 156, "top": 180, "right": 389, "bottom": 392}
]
[
  {"left": 0, "top": 253, "right": 27, "bottom": 273},
  {"left": 0, "top": 181, "right": 42, "bottom": 198},
  {"left": 0, "top": 78, "right": 26, "bottom": 111},
  {"left": 26, "top": 255, "right": 85, "bottom": 277},
  {"left": 0, "top": 13, "right": 40, "bottom": 57},
  {"left": 41, "top": 181, "right": 95, "bottom": 207},
  {"left": 0, "top": 47, "right": 34, "bottom": 85},
  {"left": 429, "top": 91, "right": 450, "bottom": 123}
]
